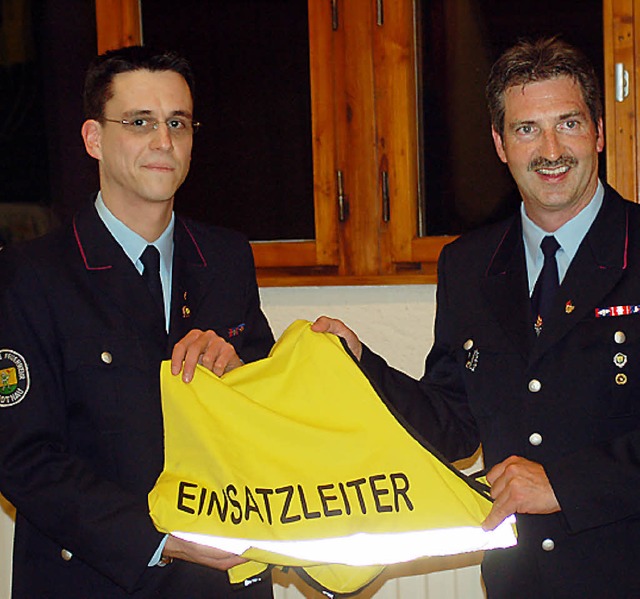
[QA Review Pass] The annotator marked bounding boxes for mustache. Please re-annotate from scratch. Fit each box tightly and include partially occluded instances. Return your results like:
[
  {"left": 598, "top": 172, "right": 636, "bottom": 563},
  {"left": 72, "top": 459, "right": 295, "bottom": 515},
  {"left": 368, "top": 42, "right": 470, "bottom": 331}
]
[{"left": 528, "top": 155, "right": 578, "bottom": 171}]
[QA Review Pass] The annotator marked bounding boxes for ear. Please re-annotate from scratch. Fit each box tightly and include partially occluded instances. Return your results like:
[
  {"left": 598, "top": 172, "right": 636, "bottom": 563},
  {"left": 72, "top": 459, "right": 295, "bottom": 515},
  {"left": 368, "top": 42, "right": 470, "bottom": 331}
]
[
  {"left": 595, "top": 117, "right": 605, "bottom": 153},
  {"left": 491, "top": 126, "right": 508, "bottom": 164},
  {"left": 81, "top": 120, "right": 103, "bottom": 161}
]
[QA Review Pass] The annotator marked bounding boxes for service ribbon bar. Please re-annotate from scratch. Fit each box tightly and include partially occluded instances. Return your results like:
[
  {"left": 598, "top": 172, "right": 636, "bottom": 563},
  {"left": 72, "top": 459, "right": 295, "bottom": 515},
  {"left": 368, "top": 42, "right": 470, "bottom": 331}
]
[{"left": 595, "top": 305, "right": 640, "bottom": 318}]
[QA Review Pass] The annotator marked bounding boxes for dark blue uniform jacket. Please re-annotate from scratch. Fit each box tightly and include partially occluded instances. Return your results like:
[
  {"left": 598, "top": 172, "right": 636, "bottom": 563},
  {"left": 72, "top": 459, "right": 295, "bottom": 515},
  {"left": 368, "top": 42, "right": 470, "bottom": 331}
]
[
  {"left": 362, "top": 185, "right": 640, "bottom": 598},
  {"left": 0, "top": 201, "right": 274, "bottom": 598}
]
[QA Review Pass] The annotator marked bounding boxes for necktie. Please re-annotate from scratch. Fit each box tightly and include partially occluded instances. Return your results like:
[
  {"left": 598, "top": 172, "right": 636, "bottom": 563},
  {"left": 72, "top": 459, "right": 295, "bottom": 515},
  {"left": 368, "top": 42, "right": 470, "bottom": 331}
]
[
  {"left": 531, "top": 235, "right": 560, "bottom": 335},
  {"left": 140, "top": 245, "right": 165, "bottom": 320}
]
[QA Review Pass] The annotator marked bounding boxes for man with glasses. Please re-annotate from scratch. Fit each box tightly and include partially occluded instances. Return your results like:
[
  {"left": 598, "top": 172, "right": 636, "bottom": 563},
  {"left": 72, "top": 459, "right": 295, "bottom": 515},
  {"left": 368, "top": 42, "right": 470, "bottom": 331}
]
[{"left": 0, "top": 46, "right": 274, "bottom": 598}]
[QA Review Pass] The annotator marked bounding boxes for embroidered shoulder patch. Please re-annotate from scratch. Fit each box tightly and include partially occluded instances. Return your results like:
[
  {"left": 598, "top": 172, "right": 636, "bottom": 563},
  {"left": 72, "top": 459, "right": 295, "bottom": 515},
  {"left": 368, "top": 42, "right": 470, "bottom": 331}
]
[{"left": 0, "top": 349, "right": 30, "bottom": 407}]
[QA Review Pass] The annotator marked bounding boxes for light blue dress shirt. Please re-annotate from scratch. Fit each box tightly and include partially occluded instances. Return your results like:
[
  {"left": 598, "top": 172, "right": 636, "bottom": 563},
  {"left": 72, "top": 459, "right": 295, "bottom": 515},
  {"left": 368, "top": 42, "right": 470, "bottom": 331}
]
[
  {"left": 521, "top": 180, "right": 604, "bottom": 295},
  {"left": 95, "top": 192, "right": 174, "bottom": 331}
]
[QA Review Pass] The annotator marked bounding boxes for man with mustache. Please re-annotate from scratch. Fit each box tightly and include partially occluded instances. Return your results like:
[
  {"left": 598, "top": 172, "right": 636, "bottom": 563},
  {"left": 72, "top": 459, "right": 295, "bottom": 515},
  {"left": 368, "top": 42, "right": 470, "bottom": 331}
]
[
  {"left": 0, "top": 46, "right": 274, "bottom": 598},
  {"left": 314, "top": 37, "right": 640, "bottom": 597}
]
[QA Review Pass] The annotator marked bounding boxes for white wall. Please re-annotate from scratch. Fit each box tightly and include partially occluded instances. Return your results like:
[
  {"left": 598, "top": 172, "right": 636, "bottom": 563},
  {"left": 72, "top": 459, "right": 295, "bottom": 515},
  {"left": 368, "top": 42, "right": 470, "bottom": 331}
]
[
  {"left": 260, "top": 285, "right": 437, "bottom": 378},
  {"left": 0, "top": 284, "right": 486, "bottom": 599}
]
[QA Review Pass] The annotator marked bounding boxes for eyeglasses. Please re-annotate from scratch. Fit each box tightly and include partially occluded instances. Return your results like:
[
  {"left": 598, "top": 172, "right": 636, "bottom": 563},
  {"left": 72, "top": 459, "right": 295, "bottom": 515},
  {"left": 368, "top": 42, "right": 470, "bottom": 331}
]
[{"left": 103, "top": 116, "right": 201, "bottom": 136}]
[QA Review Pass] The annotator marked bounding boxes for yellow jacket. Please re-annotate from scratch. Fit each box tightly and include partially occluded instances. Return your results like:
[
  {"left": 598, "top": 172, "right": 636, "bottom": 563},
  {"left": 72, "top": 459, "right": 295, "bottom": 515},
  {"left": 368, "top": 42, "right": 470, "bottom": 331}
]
[{"left": 149, "top": 320, "right": 516, "bottom": 595}]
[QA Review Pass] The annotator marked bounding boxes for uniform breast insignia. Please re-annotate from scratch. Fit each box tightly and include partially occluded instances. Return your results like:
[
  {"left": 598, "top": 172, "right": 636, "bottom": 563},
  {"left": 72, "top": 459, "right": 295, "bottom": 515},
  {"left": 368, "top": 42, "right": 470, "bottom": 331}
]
[
  {"left": 613, "top": 352, "right": 628, "bottom": 368},
  {"left": 595, "top": 304, "right": 640, "bottom": 318},
  {"left": 565, "top": 300, "right": 575, "bottom": 314},
  {"left": 534, "top": 314, "right": 543, "bottom": 336},
  {"left": 0, "top": 349, "right": 30, "bottom": 407},
  {"left": 182, "top": 291, "right": 191, "bottom": 319},
  {"left": 465, "top": 348, "right": 480, "bottom": 372},
  {"left": 616, "top": 373, "right": 628, "bottom": 386},
  {"left": 228, "top": 323, "right": 246, "bottom": 338}
]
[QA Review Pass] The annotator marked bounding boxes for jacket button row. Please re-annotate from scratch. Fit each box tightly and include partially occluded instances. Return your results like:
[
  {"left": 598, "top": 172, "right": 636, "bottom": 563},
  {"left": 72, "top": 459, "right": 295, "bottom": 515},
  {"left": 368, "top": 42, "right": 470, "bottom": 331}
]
[
  {"left": 529, "top": 432, "right": 543, "bottom": 446},
  {"left": 528, "top": 380, "right": 543, "bottom": 446},
  {"left": 61, "top": 548, "right": 73, "bottom": 561},
  {"left": 101, "top": 351, "right": 113, "bottom": 364},
  {"left": 541, "top": 538, "right": 555, "bottom": 552}
]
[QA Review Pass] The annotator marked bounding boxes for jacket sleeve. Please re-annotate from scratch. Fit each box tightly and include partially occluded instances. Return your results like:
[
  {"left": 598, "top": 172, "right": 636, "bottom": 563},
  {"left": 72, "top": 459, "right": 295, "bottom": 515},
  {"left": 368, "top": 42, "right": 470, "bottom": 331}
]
[
  {"left": 360, "top": 245, "right": 480, "bottom": 462},
  {"left": 236, "top": 238, "right": 275, "bottom": 364},
  {"left": 0, "top": 247, "right": 164, "bottom": 592}
]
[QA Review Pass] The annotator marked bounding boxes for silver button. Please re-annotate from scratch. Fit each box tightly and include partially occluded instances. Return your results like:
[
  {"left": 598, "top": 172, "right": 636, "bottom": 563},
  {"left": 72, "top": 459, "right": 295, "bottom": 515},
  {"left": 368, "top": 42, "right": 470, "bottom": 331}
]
[
  {"left": 61, "top": 548, "right": 73, "bottom": 561},
  {"left": 541, "top": 538, "right": 555, "bottom": 552},
  {"left": 529, "top": 432, "right": 543, "bottom": 446},
  {"left": 463, "top": 339, "right": 474, "bottom": 351},
  {"left": 528, "top": 379, "right": 542, "bottom": 393},
  {"left": 614, "top": 352, "right": 628, "bottom": 368},
  {"left": 100, "top": 352, "right": 113, "bottom": 364},
  {"left": 614, "top": 331, "right": 627, "bottom": 344}
]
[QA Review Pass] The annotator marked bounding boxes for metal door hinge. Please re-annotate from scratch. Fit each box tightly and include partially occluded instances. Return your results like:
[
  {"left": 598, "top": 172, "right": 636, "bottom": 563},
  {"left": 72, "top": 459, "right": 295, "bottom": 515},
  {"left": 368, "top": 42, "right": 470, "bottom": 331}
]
[
  {"left": 336, "top": 170, "right": 349, "bottom": 222},
  {"left": 376, "top": 0, "right": 384, "bottom": 26},
  {"left": 381, "top": 170, "right": 390, "bottom": 222}
]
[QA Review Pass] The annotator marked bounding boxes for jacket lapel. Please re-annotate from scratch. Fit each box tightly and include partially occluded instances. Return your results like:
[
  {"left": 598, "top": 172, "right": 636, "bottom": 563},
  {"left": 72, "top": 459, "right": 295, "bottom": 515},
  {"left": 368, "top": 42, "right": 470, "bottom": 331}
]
[
  {"left": 168, "top": 218, "right": 211, "bottom": 346},
  {"left": 72, "top": 203, "right": 168, "bottom": 349},
  {"left": 480, "top": 216, "right": 537, "bottom": 360},
  {"left": 531, "top": 188, "right": 629, "bottom": 362}
]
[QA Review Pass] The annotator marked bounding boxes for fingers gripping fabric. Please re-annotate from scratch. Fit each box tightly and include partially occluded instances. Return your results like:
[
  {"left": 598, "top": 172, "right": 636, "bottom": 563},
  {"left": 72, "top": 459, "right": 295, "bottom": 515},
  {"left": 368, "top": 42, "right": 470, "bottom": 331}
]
[{"left": 149, "top": 320, "right": 517, "bottom": 596}]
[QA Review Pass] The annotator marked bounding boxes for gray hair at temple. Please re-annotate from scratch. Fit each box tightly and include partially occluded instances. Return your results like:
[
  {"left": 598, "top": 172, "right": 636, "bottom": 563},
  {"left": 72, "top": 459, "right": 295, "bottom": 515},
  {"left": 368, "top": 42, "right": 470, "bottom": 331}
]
[{"left": 486, "top": 37, "right": 602, "bottom": 138}]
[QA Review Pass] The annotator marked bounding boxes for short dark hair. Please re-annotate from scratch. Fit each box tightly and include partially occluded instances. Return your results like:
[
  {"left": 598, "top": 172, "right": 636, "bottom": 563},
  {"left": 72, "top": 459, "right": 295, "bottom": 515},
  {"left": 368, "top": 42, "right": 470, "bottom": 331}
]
[
  {"left": 83, "top": 45, "right": 195, "bottom": 121},
  {"left": 486, "top": 37, "right": 602, "bottom": 137}
]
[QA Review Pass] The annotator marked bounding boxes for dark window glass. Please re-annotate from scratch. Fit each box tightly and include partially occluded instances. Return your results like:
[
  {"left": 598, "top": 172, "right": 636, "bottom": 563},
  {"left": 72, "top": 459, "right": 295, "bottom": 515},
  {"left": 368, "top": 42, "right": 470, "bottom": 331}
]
[
  {"left": 142, "top": 0, "right": 315, "bottom": 242},
  {"left": 417, "top": 0, "right": 604, "bottom": 236},
  {"left": 0, "top": 0, "right": 97, "bottom": 247}
]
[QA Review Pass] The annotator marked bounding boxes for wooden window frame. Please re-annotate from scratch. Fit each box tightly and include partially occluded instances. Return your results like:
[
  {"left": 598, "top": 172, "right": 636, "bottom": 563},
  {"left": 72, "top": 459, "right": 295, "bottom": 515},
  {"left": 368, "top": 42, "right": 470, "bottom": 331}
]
[
  {"left": 95, "top": 0, "right": 638, "bottom": 287},
  {"left": 604, "top": 0, "right": 640, "bottom": 204}
]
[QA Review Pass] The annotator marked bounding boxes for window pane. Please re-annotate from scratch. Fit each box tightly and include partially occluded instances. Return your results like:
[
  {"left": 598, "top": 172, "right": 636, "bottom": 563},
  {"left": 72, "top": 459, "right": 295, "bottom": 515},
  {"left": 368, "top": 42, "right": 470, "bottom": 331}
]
[
  {"left": 0, "top": 0, "right": 97, "bottom": 247},
  {"left": 417, "top": 0, "right": 603, "bottom": 236},
  {"left": 141, "top": 0, "right": 315, "bottom": 242}
]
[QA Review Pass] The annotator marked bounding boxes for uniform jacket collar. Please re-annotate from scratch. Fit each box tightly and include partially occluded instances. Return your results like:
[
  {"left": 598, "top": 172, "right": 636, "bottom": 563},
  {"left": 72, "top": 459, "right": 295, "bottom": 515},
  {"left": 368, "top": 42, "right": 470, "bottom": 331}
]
[
  {"left": 481, "top": 185, "right": 630, "bottom": 363},
  {"left": 72, "top": 201, "right": 215, "bottom": 352}
]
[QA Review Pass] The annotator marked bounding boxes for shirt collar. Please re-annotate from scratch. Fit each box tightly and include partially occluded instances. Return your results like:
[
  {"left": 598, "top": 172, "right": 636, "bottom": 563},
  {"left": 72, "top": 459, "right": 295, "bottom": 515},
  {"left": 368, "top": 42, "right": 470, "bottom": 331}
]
[
  {"left": 521, "top": 180, "right": 604, "bottom": 289},
  {"left": 95, "top": 191, "right": 175, "bottom": 271}
]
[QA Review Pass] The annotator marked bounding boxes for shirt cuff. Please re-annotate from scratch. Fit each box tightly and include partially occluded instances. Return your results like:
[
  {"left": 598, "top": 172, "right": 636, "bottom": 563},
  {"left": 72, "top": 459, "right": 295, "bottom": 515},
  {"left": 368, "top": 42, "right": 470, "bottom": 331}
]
[{"left": 148, "top": 534, "right": 169, "bottom": 567}]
